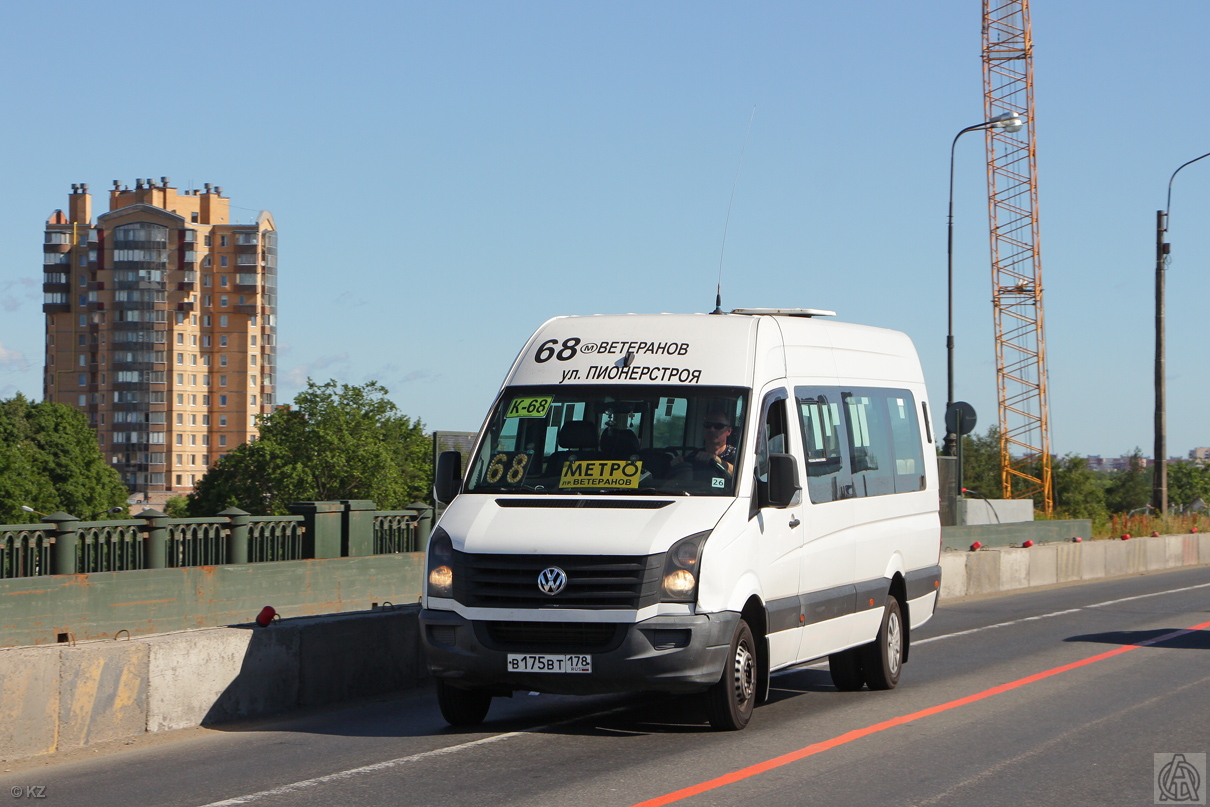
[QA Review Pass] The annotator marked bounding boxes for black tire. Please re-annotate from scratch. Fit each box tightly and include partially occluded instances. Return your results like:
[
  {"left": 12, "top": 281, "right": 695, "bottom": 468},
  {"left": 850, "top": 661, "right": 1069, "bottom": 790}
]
[
  {"left": 860, "top": 597, "right": 904, "bottom": 691},
  {"left": 435, "top": 678, "right": 492, "bottom": 726},
  {"left": 705, "top": 619, "right": 757, "bottom": 731},
  {"left": 828, "top": 646, "right": 865, "bottom": 691}
]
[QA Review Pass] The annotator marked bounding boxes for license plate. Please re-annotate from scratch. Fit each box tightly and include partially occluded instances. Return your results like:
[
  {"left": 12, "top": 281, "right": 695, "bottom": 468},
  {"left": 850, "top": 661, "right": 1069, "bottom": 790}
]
[{"left": 506, "top": 653, "right": 592, "bottom": 673}]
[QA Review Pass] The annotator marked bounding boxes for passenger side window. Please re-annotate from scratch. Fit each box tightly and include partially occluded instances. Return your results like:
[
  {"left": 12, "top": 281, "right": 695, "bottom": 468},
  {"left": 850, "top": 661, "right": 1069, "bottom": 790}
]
[
  {"left": 844, "top": 393, "right": 895, "bottom": 497},
  {"left": 796, "top": 390, "right": 849, "bottom": 504},
  {"left": 886, "top": 394, "right": 925, "bottom": 492}
]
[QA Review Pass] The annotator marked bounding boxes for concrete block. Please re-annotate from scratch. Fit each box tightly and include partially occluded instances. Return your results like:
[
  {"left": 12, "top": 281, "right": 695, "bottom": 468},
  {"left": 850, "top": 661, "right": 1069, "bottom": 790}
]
[
  {"left": 965, "top": 551, "right": 1001, "bottom": 597},
  {"left": 1146, "top": 536, "right": 1168, "bottom": 571},
  {"left": 1055, "top": 543, "right": 1082, "bottom": 583},
  {"left": 0, "top": 646, "right": 60, "bottom": 760},
  {"left": 1081, "top": 540, "right": 1106, "bottom": 580},
  {"left": 956, "top": 498, "right": 1034, "bottom": 525},
  {"left": 1028, "top": 544, "right": 1058, "bottom": 588},
  {"left": 1126, "top": 539, "right": 1147, "bottom": 573},
  {"left": 1200, "top": 533, "right": 1210, "bottom": 563},
  {"left": 1163, "top": 536, "right": 1184, "bottom": 569},
  {"left": 146, "top": 626, "right": 298, "bottom": 732},
  {"left": 1182, "top": 535, "right": 1199, "bottom": 566},
  {"left": 297, "top": 608, "right": 420, "bottom": 708},
  {"left": 1104, "top": 541, "right": 1128, "bottom": 578},
  {"left": 939, "top": 552, "right": 967, "bottom": 600},
  {"left": 58, "top": 640, "right": 148, "bottom": 751},
  {"left": 999, "top": 548, "right": 1031, "bottom": 591}
]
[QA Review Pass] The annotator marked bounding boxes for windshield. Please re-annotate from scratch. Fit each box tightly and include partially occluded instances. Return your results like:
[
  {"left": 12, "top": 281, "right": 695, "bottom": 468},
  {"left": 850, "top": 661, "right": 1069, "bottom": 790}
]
[{"left": 465, "top": 385, "right": 748, "bottom": 496}]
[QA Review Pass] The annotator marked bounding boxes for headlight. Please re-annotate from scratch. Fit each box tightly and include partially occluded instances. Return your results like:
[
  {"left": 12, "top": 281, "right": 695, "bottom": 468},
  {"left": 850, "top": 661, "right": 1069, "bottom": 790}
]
[
  {"left": 426, "top": 527, "right": 454, "bottom": 599},
  {"left": 661, "top": 530, "right": 710, "bottom": 602}
]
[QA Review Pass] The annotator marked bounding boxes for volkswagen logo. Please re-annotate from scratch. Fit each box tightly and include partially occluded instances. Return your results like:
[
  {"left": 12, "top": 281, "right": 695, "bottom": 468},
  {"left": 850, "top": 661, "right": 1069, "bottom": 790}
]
[{"left": 538, "top": 567, "right": 568, "bottom": 596}]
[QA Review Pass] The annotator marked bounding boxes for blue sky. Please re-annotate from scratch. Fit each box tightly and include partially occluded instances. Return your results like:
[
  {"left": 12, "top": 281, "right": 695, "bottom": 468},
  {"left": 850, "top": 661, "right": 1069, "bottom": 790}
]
[{"left": 2, "top": 1, "right": 1209, "bottom": 459}]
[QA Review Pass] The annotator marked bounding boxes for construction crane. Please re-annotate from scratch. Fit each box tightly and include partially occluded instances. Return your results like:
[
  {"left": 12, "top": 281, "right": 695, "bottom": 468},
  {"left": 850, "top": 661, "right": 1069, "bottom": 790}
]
[{"left": 982, "top": 0, "right": 1053, "bottom": 513}]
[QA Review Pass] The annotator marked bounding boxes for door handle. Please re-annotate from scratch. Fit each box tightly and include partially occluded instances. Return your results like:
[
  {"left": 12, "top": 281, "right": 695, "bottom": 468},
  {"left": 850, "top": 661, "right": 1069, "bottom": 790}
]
[{"left": 788, "top": 517, "right": 801, "bottom": 529}]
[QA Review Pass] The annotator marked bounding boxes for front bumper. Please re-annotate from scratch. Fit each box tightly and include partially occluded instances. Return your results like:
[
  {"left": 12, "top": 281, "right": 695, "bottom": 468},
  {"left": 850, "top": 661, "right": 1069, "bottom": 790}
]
[{"left": 419, "top": 609, "right": 739, "bottom": 695}]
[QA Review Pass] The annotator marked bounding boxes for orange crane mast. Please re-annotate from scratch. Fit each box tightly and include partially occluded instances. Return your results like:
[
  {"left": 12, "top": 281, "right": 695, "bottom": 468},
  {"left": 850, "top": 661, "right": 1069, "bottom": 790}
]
[{"left": 982, "top": 0, "right": 1053, "bottom": 513}]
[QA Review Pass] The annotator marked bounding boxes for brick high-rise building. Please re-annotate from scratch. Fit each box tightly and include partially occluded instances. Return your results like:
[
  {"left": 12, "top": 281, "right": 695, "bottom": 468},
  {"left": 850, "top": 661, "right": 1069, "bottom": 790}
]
[{"left": 42, "top": 178, "right": 278, "bottom": 503}]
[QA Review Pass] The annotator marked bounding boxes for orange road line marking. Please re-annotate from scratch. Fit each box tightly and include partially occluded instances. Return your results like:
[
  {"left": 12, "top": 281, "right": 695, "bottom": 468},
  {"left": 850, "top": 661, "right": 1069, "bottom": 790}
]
[{"left": 630, "top": 619, "right": 1210, "bottom": 807}]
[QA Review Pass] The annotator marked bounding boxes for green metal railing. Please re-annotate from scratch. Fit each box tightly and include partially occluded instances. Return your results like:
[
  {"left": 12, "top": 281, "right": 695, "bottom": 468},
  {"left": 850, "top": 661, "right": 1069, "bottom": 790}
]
[{"left": 0, "top": 501, "right": 432, "bottom": 579}]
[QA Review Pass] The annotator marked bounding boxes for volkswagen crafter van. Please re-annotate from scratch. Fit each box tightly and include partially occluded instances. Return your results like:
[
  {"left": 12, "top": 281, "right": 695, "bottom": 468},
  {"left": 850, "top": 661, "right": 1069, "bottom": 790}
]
[{"left": 423, "top": 310, "right": 941, "bottom": 730}]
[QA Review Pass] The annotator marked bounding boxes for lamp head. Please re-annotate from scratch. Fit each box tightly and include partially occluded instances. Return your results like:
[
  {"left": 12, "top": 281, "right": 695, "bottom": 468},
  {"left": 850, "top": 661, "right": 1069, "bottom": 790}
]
[{"left": 989, "top": 111, "right": 1026, "bottom": 133}]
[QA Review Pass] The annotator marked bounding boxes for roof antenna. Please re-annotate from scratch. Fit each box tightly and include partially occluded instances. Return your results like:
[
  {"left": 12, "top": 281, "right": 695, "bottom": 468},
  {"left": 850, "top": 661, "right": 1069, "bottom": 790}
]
[{"left": 714, "top": 105, "right": 756, "bottom": 314}]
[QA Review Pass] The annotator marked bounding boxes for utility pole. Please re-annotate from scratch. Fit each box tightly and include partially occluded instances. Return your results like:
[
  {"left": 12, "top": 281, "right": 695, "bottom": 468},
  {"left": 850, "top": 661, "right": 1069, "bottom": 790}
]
[{"left": 1154, "top": 209, "right": 1167, "bottom": 515}]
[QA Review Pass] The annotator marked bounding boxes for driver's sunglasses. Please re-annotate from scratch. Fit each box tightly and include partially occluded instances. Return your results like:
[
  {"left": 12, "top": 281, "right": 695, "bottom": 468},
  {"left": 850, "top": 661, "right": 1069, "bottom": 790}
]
[{"left": 702, "top": 421, "right": 730, "bottom": 430}]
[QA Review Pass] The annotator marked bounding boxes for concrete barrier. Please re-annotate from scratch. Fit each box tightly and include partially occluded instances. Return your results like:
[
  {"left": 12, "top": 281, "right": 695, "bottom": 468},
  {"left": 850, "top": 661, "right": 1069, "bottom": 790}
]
[
  {"left": 939, "top": 532, "right": 1206, "bottom": 601},
  {"left": 2, "top": 533, "right": 1207, "bottom": 764},
  {"left": 0, "top": 605, "right": 425, "bottom": 763}
]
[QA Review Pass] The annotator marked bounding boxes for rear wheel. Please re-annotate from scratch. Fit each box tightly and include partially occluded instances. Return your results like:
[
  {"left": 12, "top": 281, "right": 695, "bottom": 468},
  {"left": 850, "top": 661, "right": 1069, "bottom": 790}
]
[
  {"left": 860, "top": 597, "right": 904, "bottom": 691},
  {"left": 828, "top": 646, "right": 865, "bottom": 691},
  {"left": 705, "top": 619, "right": 757, "bottom": 730},
  {"left": 435, "top": 678, "right": 492, "bottom": 726}
]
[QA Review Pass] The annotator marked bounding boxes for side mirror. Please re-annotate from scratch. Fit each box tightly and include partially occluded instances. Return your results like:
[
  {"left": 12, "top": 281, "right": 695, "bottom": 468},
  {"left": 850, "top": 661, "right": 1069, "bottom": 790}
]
[
  {"left": 434, "top": 451, "right": 463, "bottom": 505},
  {"left": 765, "top": 453, "right": 801, "bottom": 509}
]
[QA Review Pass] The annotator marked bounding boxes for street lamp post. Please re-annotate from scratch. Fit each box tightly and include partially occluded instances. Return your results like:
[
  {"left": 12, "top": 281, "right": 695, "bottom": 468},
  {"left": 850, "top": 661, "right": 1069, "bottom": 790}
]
[
  {"left": 1154, "top": 151, "right": 1210, "bottom": 514},
  {"left": 943, "top": 112, "right": 1025, "bottom": 457}
]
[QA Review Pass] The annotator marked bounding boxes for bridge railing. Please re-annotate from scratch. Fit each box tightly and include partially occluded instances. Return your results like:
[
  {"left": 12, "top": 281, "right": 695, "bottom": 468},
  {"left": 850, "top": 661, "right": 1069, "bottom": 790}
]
[{"left": 0, "top": 500, "right": 432, "bottom": 579}]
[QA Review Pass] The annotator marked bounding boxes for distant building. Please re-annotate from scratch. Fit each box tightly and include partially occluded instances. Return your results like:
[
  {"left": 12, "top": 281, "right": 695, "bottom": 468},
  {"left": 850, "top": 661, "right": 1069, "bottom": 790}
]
[
  {"left": 1190, "top": 447, "right": 1210, "bottom": 462},
  {"left": 1084, "top": 454, "right": 1152, "bottom": 473},
  {"left": 42, "top": 179, "right": 278, "bottom": 502}
]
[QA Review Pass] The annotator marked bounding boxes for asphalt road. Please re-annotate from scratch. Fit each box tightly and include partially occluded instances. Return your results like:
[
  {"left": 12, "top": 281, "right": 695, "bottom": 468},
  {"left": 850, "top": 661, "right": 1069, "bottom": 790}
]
[{"left": 4, "top": 565, "right": 1208, "bottom": 807}]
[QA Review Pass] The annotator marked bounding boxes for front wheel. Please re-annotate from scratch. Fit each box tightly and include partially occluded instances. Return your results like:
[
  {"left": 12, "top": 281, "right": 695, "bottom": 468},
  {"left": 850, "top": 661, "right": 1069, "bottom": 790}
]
[
  {"left": 435, "top": 678, "right": 492, "bottom": 726},
  {"left": 860, "top": 597, "right": 904, "bottom": 691},
  {"left": 705, "top": 619, "right": 757, "bottom": 730}
]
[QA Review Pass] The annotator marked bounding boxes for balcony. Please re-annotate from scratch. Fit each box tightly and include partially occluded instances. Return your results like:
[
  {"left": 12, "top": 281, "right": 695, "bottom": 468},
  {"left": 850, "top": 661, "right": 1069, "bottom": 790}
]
[
  {"left": 234, "top": 304, "right": 259, "bottom": 316},
  {"left": 177, "top": 301, "right": 195, "bottom": 312}
]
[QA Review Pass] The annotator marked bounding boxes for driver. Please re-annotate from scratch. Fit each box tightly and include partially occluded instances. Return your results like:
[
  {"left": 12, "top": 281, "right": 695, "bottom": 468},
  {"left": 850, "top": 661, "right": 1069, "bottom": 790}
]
[{"left": 680, "top": 410, "right": 736, "bottom": 474}]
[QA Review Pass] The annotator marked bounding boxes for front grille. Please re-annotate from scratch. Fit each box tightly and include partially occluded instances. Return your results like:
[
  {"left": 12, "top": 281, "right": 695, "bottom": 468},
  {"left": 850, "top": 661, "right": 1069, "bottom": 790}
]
[
  {"left": 453, "top": 551, "right": 662, "bottom": 609},
  {"left": 478, "top": 621, "right": 623, "bottom": 652}
]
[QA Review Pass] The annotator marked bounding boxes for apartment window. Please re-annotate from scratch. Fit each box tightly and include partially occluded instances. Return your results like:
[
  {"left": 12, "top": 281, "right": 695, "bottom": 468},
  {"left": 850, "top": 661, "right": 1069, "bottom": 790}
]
[
  {"left": 250, "top": 394, "right": 256, "bottom": 406},
  {"left": 77, "top": 394, "right": 86, "bottom": 406},
  {"left": 202, "top": 435, "right": 209, "bottom": 446},
  {"left": 203, "top": 294, "right": 211, "bottom": 308},
  {"left": 202, "top": 454, "right": 209, "bottom": 466},
  {"left": 203, "top": 374, "right": 210, "bottom": 386},
  {"left": 176, "top": 373, "right": 184, "bottom": 384},
  {"left": 202, "top": 335, "right": 211, "bottom": 347},
  {"left": 191, "top": 211, "right": 199, "bottom": 223},
  {"left": 219, "top": 315, "right": 228, "bottom": 327},
  {"left": 189, "top": 474, "right": 196, "bottom": 485},
  {"left": 219, "top": 375, "right": 227, "bottom": 387},
  {"left": 176, "top": 353, "right": 183, "bottom": 365},
  {"left": 202, "top": 274, "right": 212, "bottom": 288},
  {"left": 202, "top": 256, "right": 211, "bottom": 267},
  {"left": 220, "top": 235, "right": 228, "bottom": 247},
  {"left": 202, "top": 415, "right": 209, "bottom": 425},
  {"left": 220, "top": 256, "right": 228, "bottom": 268},
  {"left": 191, "top": 334, "right": 198, "bottom": 346},
  {"left": 238, "top": 295, "right": 246, "bottom": 305},
  {"left": 249, "top": 316, "right": 257, "bottom": 326},
  {"left": 191, "top": 315, "right": 198, "bottom": 325},
  {"left": 190, "top": 374, "right": 196, "bottom": 386},
  {"left": 77, "top": 374, "right": 86, "bottom": 386},
  {"left": 250, "top": 374, "right": 257, "bottom": 386},
  {"left": 219, "top": 415, "right": 227, "bottom": 427},
  {"left": 190, "top": 435, "right": 196, "bottom": 446},
  {"left": 175, "top": 434, "right": 183, "bottom": 445},
  {"left": 49, "top": 354, "right": 55, "bottom": 366},
  {"left": 176, "top": 394, "right": 184, "bottom": 405},
  {"left": 220, "top": 395, "right": 227, "bottom": 406},
  {"left": 219, "top": 335, "right": 228, "bottom": 347},
  {"left": 176, "top": 333, "right": 183, "bottom": 345},
  {"left": 220, "top": 355, "right": 228, "bottom": 367},
  {"left": 190, "top": 394, "right": 197, "bottom": 406},
  {"left": 204, "top": 235, "right": 211, "bottom": 246},
  {"left": 250, "top": 415, "right": 257, "bottom": 428},
  {"left": 79, "top": 315, "right": 87, "bottom": 326},
  {"left": 176, "top": 312, "right": 185, "bottom": 325},
  {"left": 78, "top": 354, "right": 86, "bottom": 367},
  {"left": 190, "top": 354, "right": 197, "bottom": 366},
  {"left": 190, "top": 455, "right": 195, "bottom": 466},
  {"left": 221, "top": 275, "right": 228, "bottom": 287},
  {"left": 201, "top": 394, "right": 209, "bottom": 405},
  {"left": 203, "top": 315, "right": 211, "bottom": 327},
  {"left": 189, "top": 414, "right": 196, "bottom": 426},
  {"left": 219, "top": 435, "right": 227, "bottom": 447},
  {"left": 176, "top": 413, "right": 183, "bottom": 425},
  {"left": 220, "top": 296, "right": 228, "bottom": 307},
  {"left": 202, "top": 355, "right": 210, "bottom": 367},
  {"left": 175, "top": 474, "right": 182, "bottom": 484}
]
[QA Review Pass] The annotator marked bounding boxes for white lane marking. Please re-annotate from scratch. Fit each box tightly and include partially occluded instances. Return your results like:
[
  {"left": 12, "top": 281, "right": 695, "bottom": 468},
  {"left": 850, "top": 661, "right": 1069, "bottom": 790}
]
[
  {"left": 196, "top": 705, "right": 630, "bottom": 807},
  {"left": 915, "top": 580, "right": 1210, "bottom": 646}
]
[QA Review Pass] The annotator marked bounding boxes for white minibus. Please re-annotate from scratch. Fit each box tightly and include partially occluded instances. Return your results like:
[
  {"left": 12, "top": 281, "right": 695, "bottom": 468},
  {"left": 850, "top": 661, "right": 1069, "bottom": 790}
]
[{"left": 423, "top": 310, "right": 941, "bottom": 730}]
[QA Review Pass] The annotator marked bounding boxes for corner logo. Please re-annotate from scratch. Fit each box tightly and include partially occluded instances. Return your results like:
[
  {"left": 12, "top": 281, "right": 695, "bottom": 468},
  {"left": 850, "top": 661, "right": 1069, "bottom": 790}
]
[
  {"left": 1155, "top": 753, "right": 1206, "bottom": 804},
  {"left": 538, "top": 567, "right": 568, "bottom": 596}
]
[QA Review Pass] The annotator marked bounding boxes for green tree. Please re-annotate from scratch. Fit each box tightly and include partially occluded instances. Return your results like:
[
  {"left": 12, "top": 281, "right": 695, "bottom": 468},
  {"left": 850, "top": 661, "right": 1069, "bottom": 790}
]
[
  {"left": 1052, "top": 454, "right": 1107, "bottom": 520},
  {"left": 0, "top": 393, "right": 128, "bottom": 524},
  {"left": 163, "top": 495, "right": 190, "bottom": 518},
  {"left": 1166, "top": 461, "right": 1210, "bottom": 511},
  {"left": 188, "top": 379, "right": 431, "bottom": 515},
  {"left": 1104, "top": 448, "right": 1152, "bottom": 514},
  {"left": 957, "top": 426, "right": 1003, "bottom": 500}
]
